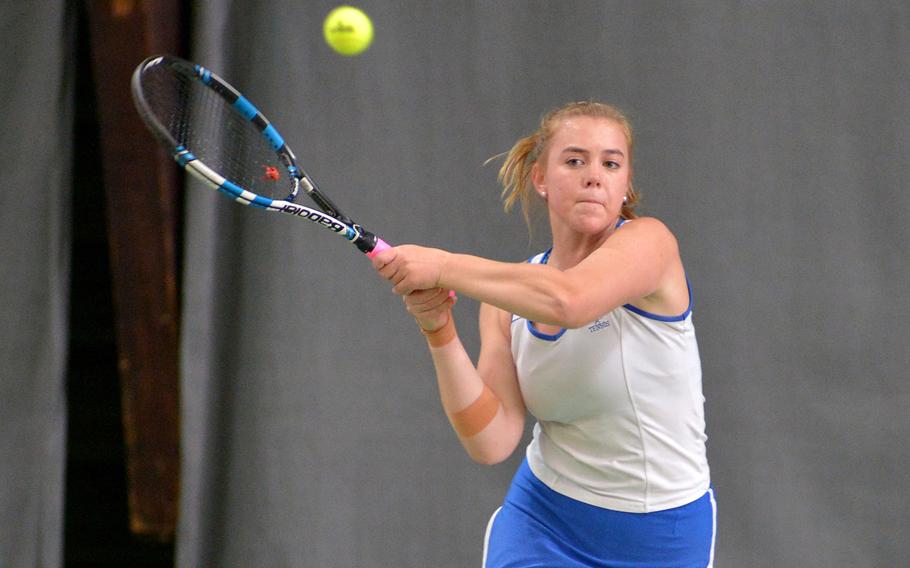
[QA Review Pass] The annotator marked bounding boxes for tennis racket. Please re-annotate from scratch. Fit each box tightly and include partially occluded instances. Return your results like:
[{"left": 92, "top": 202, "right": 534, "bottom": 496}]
[{"left": 130, "top": 54, "right": 389, "bottom": 257}]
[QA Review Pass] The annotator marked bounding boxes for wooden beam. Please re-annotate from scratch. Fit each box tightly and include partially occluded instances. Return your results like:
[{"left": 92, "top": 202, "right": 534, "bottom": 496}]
[{"left": 85, "top": 0, "right": 183, "bottom": 540}]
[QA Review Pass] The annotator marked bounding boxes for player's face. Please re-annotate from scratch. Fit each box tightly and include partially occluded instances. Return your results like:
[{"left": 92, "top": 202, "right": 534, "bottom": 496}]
[{"left": 533, "top": 117, "right": 631, "bottom": 237}]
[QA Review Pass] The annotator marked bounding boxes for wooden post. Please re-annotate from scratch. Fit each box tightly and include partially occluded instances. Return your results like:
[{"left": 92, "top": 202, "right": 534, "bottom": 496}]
[{"left": 85, "top": 0, "right": 183, "bottom": 540}]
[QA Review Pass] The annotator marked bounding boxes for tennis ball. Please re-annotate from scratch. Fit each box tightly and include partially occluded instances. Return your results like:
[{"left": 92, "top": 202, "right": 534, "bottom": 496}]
[{"left": 323, "top": 6, "right": 374, "bottom": 56}]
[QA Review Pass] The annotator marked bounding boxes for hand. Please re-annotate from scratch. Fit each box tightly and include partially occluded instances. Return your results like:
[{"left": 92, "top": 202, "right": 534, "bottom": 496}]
[
  {"left": 371, "top": 245, "right": 450, "bottom": 296},
  {"left": 403, "top": 288, "right": 456, "bottom": 331}
]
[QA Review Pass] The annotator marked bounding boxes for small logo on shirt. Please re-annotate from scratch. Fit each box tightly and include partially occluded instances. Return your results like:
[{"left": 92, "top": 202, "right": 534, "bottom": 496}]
[{"left": 588, "top": 319, "right": 611, "bottom": 333}]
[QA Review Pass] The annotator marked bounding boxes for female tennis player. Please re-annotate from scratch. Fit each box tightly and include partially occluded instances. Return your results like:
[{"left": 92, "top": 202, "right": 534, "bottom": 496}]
[{"left": 372, "top": 101, "right": 716, "bottom": 567}]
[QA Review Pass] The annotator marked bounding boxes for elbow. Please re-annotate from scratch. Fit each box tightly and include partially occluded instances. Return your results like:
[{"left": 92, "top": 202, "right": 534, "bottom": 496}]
[
  {"left": 466, "top": 445, "right": 513, "bottom": 466},
  {"left": 553, "top": 310, "right": 589, "bottom": 330},
  {"left": 462, "top": 423, "right": 522, "bottom": 465},
  {"left": 546, "top": 288, "right": 590, "bottom": 329}
]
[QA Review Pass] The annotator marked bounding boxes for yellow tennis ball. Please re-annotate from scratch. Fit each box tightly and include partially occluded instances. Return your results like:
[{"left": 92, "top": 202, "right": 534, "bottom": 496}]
[{"left": 323, "top": 6, "right": 374, "bottom": 56}]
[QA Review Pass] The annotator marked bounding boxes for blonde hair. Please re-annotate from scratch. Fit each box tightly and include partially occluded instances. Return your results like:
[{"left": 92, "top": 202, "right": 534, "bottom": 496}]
[{"left": 495, "top": 101, "right": 639, "bottom": 229}]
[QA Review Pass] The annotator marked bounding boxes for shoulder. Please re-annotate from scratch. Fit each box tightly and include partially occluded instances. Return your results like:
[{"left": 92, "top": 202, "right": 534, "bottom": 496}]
[
  {"left": 609, "top": 216, "right": 679, "bottom": 251},
  {"left": 618, "top": 216, "right": 673, "bottom": 235},
  {"left": 614, "top": 218, "right": 689, "bottom": 313}
]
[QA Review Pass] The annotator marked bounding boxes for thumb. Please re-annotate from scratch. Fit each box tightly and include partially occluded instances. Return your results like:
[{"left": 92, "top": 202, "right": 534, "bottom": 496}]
[{"left": 370, "top": 247, "right": 398, "bottom": 270}]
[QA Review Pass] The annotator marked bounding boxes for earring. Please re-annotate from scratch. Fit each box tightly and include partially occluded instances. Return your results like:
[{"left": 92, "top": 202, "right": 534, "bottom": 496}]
[
  {"left": 623, "top": 195, "right": 629, "bottom": 204},
  {"left": 540, "top": 191, "right": 547, "bottom": 198}
]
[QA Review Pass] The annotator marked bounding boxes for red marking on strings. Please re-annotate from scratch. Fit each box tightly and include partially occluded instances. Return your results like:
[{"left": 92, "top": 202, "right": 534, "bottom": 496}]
[{"left": 263, "top": 165, "right": 281, "bottom": 181}]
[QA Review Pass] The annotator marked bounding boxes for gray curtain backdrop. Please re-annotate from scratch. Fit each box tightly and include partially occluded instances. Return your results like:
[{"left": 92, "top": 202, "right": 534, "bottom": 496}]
[{"left": 0, "top": 2, "right": 71, "bottom": 567}]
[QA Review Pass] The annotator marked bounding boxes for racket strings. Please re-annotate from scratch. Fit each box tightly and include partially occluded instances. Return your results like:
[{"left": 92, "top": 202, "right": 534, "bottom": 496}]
[{"left": 140, "top": 65, "right": 288, "bottom": 200}]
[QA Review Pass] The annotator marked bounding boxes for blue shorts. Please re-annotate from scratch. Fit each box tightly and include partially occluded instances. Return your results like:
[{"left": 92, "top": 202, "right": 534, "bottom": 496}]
[{"left": 483, "top": 459, "right": 716, "bottom": 567}]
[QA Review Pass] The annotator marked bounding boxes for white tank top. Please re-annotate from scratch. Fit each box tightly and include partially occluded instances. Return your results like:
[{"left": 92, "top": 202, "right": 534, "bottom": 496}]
[{"left": 512, "top": 248, "right": 710, "bottom": 513}]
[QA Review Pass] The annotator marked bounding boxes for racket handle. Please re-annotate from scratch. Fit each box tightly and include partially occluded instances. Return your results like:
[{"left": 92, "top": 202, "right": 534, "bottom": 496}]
[{"left": 366, "top": 237, "right": 391, "bottom": 259}]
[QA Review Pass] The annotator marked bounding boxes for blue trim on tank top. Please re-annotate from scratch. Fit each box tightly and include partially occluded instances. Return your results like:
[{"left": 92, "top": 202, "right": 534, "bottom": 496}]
[
  {"left": 526, "top": 321, "right": 567, "bottom": 341},
  {"left": 622, "top": 278, "right": 693, "bottom": 322},
  {"left": 523, "top": 218, "right": 692, "bottom": 334}
]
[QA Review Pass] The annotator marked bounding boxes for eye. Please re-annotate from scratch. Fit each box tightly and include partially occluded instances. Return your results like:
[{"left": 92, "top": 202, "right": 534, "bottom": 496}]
[
  {"left": 566, "top": 157, "right": 584, "bottom": 167},
  {"left": 604, "top": 160, "right": 621, "bottom": 170}
]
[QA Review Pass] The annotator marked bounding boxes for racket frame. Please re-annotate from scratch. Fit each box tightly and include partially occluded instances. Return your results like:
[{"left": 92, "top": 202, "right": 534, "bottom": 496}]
[{"left": 131, "top": 55, "right": 386, "bottom": 255}]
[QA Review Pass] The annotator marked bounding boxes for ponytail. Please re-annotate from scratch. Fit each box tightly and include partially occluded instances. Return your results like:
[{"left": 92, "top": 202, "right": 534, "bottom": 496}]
[{"left": 495, "top": 131, "right": 542, "bottom": 229}]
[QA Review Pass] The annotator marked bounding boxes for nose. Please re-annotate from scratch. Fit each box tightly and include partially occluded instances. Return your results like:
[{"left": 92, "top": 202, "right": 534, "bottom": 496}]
[{"left": 584, "top": 166, "right": 603, "bottom": 187}]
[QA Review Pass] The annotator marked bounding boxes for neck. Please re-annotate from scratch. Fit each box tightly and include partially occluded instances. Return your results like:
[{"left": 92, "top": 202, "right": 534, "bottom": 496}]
[{"left": 547, "top": 224, "right": 616, "bottom": 270}]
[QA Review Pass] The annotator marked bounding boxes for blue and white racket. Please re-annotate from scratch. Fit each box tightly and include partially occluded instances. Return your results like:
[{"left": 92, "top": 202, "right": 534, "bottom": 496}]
[{"left": 131, "top": 54, "right": 390, "bottom": 258}]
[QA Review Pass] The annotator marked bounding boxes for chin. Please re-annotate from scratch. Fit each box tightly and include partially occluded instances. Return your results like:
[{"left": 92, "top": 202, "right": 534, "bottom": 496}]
[{"left": 572, "top": 218, "right": 612, "bottom": 235}]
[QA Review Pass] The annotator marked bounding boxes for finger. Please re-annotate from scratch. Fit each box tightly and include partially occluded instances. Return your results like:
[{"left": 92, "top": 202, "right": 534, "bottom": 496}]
[
  {"left": 392, "top": 281, "right": 414, "bottom": 296},
  {"left": 380, "top": 265, "right": 399, "bottom": 282},
  {"left": 415, "top": 288, "right": 447, "bottom": 305},
  {"left": 405, "top": 288, "right": 438, "bottom": 302},
  {"left": 391, "top": 267, "right": 409, "bottom": 287},
  {"left": 405, "top": 288, "right": 448, "bottom": 312},
  {"left": 406, "top": 296, "right": 450, "bottom": 319},
  {"left": 378, "top": 260, "right": 407, "bottom": 285},
  {"left": 374, "top": 256, "right": 395, "bottom": 278},
  {"left": 403, "top": 288, "right": 454, "bottom": 316},
  {"left": 370, "top": 247, "right": 398, "bottom": 271},
  {"left": 430, "top": 288, "right": 453, "bottom": 308},
  {"left": 390, "top": 268, "right": 416, "bottom": 295}
]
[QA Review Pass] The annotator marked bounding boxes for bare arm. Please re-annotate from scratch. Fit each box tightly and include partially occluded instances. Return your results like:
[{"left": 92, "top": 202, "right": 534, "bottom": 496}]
[
  {"left": 404, "top": 290, "right": 525, "bottom": 464},
  {"left": 376, "top": 217, "right": 683, "bottom": 328}
]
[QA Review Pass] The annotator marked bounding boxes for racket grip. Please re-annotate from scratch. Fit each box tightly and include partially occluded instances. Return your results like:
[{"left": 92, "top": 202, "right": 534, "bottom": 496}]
[{"left": 366, "top": 237, "right": 391, "bottom": 259}]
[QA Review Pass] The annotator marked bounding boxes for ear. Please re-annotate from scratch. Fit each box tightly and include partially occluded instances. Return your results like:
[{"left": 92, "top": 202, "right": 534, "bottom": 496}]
[{"left": 531, "top": 162, "right": 546, "bottom": 193}]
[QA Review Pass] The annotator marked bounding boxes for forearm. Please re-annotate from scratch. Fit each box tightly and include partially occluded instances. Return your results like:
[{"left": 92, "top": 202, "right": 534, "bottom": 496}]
[
  {"left": 424, "top": 320, "right": 523, "bottom": 465},
  {"left": 439, "top": 253, "right": 578, "bottom": 327}
]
